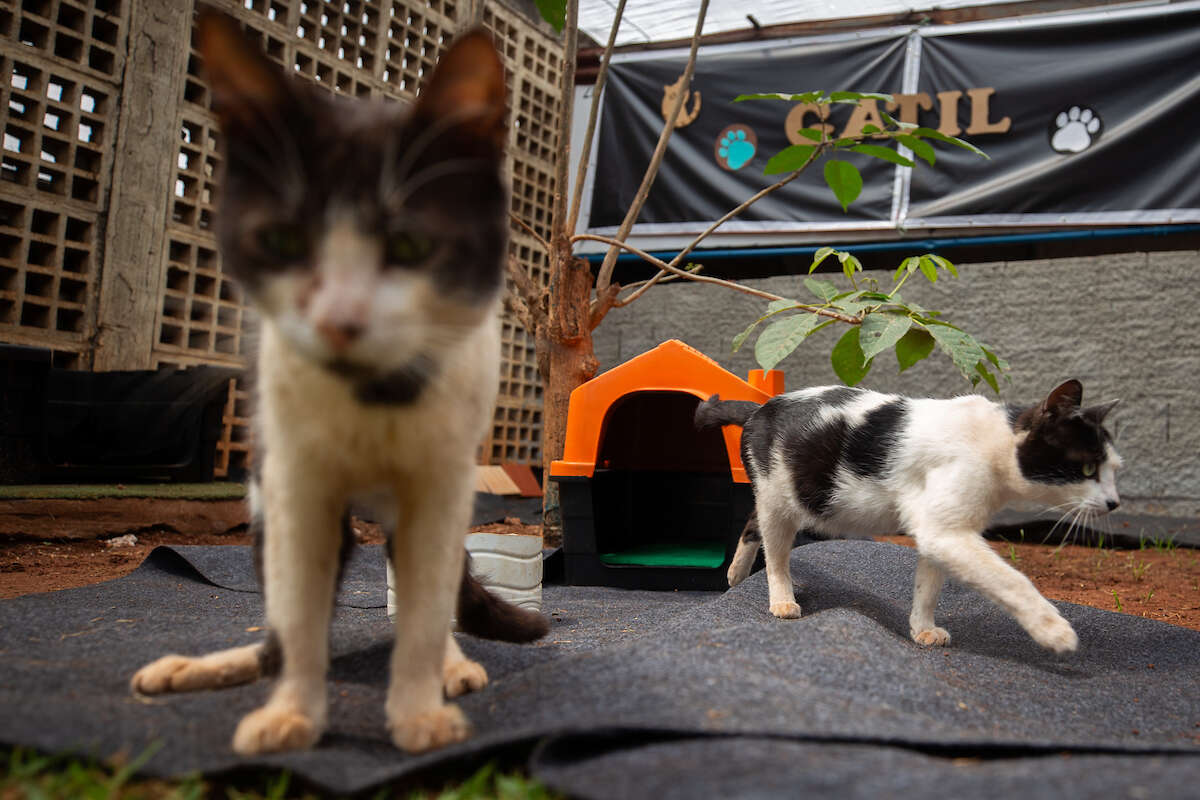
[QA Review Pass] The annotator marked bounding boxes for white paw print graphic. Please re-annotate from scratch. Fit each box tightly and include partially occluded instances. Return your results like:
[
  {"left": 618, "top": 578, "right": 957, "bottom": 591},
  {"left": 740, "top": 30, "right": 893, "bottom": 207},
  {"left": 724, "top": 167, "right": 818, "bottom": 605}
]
[{"left": 1050, "top": 106, "right": 1101, "bottom": 154}]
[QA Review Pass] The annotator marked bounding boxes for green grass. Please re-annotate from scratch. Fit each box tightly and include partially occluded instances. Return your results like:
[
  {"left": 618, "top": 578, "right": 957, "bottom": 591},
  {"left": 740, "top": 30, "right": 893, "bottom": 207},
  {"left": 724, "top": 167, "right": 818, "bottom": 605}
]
[
  {"left": 0, "top": 483, "right": 246, "bottom": 501},
  {"left": 1, "top": 747, "right": 557, "bottom": 800}
]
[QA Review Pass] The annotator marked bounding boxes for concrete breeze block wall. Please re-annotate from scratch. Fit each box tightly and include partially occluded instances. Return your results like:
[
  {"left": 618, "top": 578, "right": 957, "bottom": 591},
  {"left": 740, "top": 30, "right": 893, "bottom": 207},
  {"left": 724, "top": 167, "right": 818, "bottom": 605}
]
[{"left": 591, "top": 249, "right": 1199, "bottom": 519}]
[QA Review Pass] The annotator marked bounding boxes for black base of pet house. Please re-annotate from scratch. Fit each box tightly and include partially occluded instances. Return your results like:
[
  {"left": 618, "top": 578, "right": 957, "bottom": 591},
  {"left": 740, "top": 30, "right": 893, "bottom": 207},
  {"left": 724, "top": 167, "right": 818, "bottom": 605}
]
[{"left": 549, "top": 340, "right": 782, "bottom": 590}]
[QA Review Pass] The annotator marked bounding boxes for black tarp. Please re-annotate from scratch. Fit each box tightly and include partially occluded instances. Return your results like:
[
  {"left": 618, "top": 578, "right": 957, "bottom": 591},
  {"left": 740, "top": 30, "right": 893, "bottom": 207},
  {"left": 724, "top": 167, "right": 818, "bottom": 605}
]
[{"left": 2, "top": 540, "right": 1198, "bottom": 796}]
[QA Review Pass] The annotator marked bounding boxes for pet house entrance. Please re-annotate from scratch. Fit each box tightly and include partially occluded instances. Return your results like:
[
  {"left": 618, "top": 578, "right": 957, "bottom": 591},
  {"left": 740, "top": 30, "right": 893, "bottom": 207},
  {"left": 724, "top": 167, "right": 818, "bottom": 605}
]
[
  {"left": 549, "top": 339, "right": 779, "bottom": 590},
  {"left": 591, "top": 391, "right": 734, "bottom": 570}
]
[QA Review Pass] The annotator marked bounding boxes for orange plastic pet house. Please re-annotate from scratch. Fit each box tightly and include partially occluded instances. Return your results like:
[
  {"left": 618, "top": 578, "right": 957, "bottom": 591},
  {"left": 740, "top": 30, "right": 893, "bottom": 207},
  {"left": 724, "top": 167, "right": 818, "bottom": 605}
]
[{"left": 549, "top": 340, "right": 783, "bottom": 590}]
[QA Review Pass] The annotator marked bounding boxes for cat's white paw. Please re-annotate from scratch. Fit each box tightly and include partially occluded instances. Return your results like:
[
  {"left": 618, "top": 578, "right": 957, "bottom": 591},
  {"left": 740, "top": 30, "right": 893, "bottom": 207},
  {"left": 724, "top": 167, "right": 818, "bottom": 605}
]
[
  {"left": 911, "top": 627, "right": 951, "bottom": 647},
  {"left": 1028, "top": 611, "right": 1078, "bottom": 654},
  {"left": 770, "top": 601, "right": 802, "bottom": 619},
  {"left": 390, "top": 704, "right": 471, "bottom": 753},
  {"left": 131, "top": 655, "right": 199, "bottom": 694},
  {"left": 131, "top": 646, "right": 261, "bottom": 694},
  {"left": 443, "top": 658, "right": 488, "bottom": 698},
  {"left": 232, "top": 706, "right": 320, "bottom": 754}
]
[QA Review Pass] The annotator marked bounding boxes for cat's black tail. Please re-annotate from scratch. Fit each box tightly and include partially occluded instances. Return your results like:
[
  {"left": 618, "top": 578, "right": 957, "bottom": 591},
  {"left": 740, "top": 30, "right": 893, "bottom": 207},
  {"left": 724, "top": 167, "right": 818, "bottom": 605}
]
[
  {"left": 694, "top": 394, "right": 760, "bottom": 430},
  {"left": 456, "top": 558, "right": 550, "bottom": 643}
]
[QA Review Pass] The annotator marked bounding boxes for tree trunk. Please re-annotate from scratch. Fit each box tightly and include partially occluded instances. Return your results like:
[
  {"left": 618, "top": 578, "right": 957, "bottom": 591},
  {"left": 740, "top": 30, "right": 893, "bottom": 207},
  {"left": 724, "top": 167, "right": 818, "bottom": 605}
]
[{"left": 540, "top": 245, "right": 599, "bottom": 538}]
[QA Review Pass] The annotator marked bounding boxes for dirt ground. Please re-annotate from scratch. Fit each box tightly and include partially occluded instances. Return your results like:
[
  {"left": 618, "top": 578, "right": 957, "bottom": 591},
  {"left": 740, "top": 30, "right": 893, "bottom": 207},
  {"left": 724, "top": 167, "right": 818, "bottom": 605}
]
[{"left": 2, "top": 524, "right": 1198, "bottom": 632}]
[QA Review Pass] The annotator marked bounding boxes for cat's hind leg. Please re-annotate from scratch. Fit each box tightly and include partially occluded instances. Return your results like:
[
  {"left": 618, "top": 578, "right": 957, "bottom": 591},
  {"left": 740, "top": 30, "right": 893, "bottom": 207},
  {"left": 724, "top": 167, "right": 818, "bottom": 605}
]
[
  {"left": 727, "top": 510, "right": 761, "bottom": 588},
  {"left": 442, "top": 633, "right": 487, "bottom": 698},
  {"left": 131, "top": 642, "right": 267, "bottom": 694},
  {"left": 908, "top": 555, "right": 951, "bottom": 647},
  {"left": 758, "top": 503, "right": 802, "bottom": 619}
]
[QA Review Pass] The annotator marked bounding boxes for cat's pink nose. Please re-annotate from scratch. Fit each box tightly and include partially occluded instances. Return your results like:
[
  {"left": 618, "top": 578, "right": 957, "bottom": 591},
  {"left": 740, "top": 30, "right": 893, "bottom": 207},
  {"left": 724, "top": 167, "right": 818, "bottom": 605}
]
[{"left": 316, "top": 320, "right": 364, "bottom": 352}]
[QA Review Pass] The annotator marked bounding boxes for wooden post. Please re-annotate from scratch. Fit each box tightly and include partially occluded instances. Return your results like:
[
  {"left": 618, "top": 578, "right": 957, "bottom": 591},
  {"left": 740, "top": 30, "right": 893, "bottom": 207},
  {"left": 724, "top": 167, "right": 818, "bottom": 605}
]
[{"left": 93, "top": 0, "right": 192, "bottom": 371}]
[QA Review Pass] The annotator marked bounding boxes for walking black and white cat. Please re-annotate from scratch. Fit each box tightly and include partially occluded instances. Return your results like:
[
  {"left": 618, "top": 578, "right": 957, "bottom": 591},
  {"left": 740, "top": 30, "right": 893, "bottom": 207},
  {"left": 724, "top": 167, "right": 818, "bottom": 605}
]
[
  {"left": 696, "top": 379, "right": 1121, "bottom": 653},
  {"left": 131, "top": 11, "right": 546, "bottom": 755}
]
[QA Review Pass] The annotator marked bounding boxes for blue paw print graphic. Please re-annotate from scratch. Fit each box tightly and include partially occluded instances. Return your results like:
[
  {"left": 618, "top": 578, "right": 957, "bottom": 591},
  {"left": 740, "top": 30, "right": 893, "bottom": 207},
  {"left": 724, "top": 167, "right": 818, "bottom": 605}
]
[{"left": 716, "top": 125, "right": 757, "bottom": 171}]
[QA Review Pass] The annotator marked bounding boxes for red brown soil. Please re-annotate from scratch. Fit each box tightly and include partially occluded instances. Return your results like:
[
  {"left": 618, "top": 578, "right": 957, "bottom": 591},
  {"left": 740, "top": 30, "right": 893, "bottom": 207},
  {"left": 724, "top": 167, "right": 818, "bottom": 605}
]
[
  {"left": 877, "top": 535, "right": 1200, "bottom": 631},
  {"left": 0, "top": 517, "right": 541, "bottom": 600},
  {"left": 2, "top": 524, "right": 1198, "bottom": 633}
]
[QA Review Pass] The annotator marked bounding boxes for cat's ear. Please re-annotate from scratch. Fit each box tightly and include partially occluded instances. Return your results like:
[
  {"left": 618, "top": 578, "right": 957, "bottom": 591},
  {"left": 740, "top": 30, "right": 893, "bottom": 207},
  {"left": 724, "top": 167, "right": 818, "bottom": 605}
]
[
  {"left": 1041, "top": 379, "right": 1084, "bottom": 418},
  {"left": 413, "top": 29, "right": 507, "bottom": 150},
  {"left": 1083, "top": 398, "right": 1120, "bottom": 424},
  {"left": 196, "top": 8, "right": 297, "bottom": 133}
]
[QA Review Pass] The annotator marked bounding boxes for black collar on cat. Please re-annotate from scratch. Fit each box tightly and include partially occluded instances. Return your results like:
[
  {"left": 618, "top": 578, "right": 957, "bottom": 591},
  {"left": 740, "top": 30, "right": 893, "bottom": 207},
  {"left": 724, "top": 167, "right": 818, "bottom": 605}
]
[{"left": 325, "top": 355, "right": 437, "bottom": 405}]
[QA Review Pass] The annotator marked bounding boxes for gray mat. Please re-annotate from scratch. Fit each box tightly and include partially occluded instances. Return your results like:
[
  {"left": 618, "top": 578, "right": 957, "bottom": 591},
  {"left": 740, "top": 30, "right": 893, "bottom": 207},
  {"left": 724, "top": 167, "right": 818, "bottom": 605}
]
[{"left": 1, "top": 541, "right": 1197, "bottom": 797}]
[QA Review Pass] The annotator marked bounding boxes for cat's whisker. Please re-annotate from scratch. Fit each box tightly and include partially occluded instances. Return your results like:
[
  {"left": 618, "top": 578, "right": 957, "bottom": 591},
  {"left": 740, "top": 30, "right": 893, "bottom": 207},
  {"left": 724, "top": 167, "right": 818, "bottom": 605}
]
[
  {"left": 387, "top": 157, "right": 492, "bottom": 210},
  {"left": 1043, "top": 505, "right": 1077, "bottom": 547},
  {"left": 385, "top": 108, "right": 485, "bottom": 206}
]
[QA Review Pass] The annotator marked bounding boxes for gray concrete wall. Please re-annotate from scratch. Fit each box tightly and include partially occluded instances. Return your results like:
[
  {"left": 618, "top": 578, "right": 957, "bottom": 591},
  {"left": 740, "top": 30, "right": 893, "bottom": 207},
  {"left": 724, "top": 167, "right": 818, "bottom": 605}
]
[{"left": 592, "top": 250, "right": 1200, "bottom": 518}]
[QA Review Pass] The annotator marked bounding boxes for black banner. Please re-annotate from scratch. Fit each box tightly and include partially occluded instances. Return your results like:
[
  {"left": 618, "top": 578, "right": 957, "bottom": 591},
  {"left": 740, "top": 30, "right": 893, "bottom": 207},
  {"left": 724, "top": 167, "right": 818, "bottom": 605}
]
[{"left": 586, "top": 2, "right": 1200, "bottom": 239}]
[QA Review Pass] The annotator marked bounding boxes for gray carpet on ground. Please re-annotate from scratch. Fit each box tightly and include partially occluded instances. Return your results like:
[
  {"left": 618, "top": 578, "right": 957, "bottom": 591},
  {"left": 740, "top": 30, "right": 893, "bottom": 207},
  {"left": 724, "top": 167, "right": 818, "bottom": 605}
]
[{"left": 1, "top": 540, "right": 1197, "bottom": 797}]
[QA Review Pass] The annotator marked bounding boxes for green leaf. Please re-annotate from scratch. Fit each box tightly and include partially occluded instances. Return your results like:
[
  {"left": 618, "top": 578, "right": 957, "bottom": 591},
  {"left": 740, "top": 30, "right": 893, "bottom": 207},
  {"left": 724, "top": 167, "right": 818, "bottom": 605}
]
[
  {"left": 859, "top": 312, "right": 912, "bottom": 360},
  {"left": 766, "top": 298, "right": 800, "bottom": 315},
  {"left": 764, "top": 144, "right": 817, "bottom": 175},
  {"left": 796, "top": 128, "right": 825, "bottom": 142},
  {"left": 894, "top": 134, "right": 936, "bottom": 166},
  {"left": 804, "top": 277, "right": 839, "bottom": 302},
  {"left": 976, "top": 363, "right": 1000, "bottom": 393},
  {"left": 860, "top": 124, "right": 881, "bottom": 134},
  {"left": 981, "top": 343, "right": 1011, "bottom": 373},
  {"left": 842, "top": 253, "right": 864, "bottom": 282},
  {"left": 755, "top": 313, "right": 822, "bottom": 371},
  {"left": 918, "top": 255, "right": 939, "bottom": 283},
  {"left": 911, "top": 127, "right": 989, "bottom": 159},
  {"left": 809, "top": 246, "right": 836, "bottom": 273},
  {"left": 829, "top": 91, "right": 894, "bottom": 104},
  {"left": 831, "top": 327, "right": 872, "bottom": 386},
  {"left": 823, "top": 160, "right": 862, "bottom": 211},
  {"left": 927, "top": 253, "right": 958, "bottom": 277},
  {"left": 893, "top": 256, "right": 920, "bottom": 282},
  {"left": 732, "top": 319, "right": 760, "bottom": 353},
  {"left": 927, "top": 323, "right": 988, "bottom": 383},
  {"left": 895, "top": 326, "right": 935, "bottom": 372},
  {"left": 533, "top": 0, "right": 567, "bottom": 31},
  {"left": 849, "top": 144, "right": 914, "bottom": 167},
  {"left": 734, "top": 91, "right": 824, "bottom": 103}
]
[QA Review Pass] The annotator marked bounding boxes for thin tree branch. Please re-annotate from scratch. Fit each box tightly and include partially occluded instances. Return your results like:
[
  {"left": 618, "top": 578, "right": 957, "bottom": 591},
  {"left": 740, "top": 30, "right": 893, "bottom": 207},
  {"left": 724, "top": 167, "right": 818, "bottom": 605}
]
[
  {"left": 594, "top": 0, "right": 709, "bottom": 295},
  {"left": 506, "top": 254, "right": 548, "bottom": 330},
  {"left": 550, "top": 1, "right": 580, "bottom": 257},
  {"left": 616, "top": 147, "right": 822, "bottom": 306},
  {"left": 565, "top": 0, "right": 627, "bottom": 238},
  {"left": 509, "top": 212, "right": 551, "bottom": 253},
  {"left": 576, "top": 233, "right": 861, "bottom": 325}
]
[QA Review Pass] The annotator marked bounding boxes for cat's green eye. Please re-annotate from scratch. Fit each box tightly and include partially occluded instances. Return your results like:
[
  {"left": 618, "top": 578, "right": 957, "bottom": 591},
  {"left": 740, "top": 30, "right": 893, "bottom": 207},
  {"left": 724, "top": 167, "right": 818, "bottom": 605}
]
[
  {"left": 1082, "top": 463, "right": 1097, "bottom": 477},
  {"left": 385, "top": 231, "right": 434, "bottom": 266},
  {"left": 257, "top": 224, "right": 308, "bottom": 261}
]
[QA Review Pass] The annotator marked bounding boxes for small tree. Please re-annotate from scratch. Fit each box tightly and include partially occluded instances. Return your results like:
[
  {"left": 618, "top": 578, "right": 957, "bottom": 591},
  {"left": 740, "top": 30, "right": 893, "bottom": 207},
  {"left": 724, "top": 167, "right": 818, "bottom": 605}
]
[{"left": 509, "top": 1, "right": 1001, "bottom": 526}]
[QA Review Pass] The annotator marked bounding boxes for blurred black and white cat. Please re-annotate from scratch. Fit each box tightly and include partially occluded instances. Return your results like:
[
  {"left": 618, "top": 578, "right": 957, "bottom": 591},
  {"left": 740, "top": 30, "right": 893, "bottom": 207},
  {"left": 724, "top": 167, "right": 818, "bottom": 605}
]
[{"left": 131, "top": 11, "right": 545, "bottom": 756}]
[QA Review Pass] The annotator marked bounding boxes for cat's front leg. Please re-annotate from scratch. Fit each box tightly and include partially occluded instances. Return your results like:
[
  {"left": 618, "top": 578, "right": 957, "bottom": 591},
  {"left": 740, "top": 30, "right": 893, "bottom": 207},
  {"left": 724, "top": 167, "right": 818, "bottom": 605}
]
[
  {"left": 232, "top": 462, "right": 344, "bottom": 754},
  {"left": 386, "top": 466, "right": 475, "bottom": 752},
  {"left": 909, "top": 555, "right": 951, "bottom": 647},
  {"left": 917, "top": 531, "right": 1077, "bottom": 654}
]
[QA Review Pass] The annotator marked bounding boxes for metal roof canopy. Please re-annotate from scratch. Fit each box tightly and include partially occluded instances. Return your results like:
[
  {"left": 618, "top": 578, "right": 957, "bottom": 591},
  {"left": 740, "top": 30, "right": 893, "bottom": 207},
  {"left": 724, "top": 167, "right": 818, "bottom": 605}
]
[{"left": 576, "top": 0, "right": 1167, "bottom": 48}]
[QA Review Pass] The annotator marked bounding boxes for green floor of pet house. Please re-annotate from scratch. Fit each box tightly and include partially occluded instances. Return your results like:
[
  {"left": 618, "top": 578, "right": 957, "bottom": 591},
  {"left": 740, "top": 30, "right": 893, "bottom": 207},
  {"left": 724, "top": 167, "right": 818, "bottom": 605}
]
[
  {"left": 588, "top": 469, "right": 740, "bottom": 569},
  {"left": 599, "top": 540, "right": 727, "bottom": 568}
]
